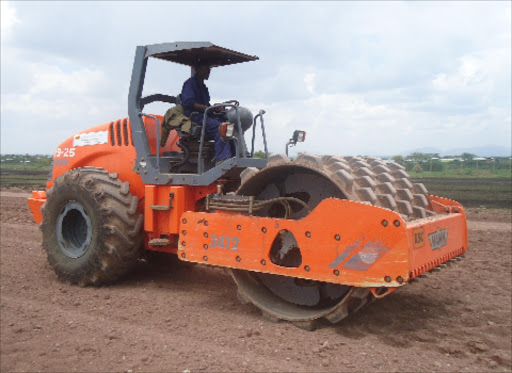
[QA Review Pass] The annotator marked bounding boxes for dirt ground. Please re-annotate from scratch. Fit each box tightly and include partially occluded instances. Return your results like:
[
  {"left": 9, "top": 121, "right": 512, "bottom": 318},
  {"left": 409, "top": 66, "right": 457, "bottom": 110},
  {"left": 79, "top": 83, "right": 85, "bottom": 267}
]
[{"left": 1, "top": 190, "right": 511, "bottom": 373}]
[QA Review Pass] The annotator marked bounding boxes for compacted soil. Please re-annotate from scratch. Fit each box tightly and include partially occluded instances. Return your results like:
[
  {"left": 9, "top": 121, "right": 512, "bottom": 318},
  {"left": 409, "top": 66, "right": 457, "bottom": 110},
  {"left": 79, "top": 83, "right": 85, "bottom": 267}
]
[{"left": 1, "top": 190, "right": 511, "bottom": 372}]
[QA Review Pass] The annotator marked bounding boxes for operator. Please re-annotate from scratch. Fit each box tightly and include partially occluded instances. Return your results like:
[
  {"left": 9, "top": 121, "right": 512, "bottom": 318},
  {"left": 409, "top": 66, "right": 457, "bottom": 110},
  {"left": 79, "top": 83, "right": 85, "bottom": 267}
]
[{"left": 181, "top": 62, "right": 234, "bottom": 164}]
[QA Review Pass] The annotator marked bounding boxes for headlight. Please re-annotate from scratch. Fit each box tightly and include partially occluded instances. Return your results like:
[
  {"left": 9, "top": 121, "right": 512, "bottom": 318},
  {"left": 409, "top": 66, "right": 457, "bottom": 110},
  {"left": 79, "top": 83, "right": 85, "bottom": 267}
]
[{"left": 292, "top": 130, "right": 306, "bottom": 143}]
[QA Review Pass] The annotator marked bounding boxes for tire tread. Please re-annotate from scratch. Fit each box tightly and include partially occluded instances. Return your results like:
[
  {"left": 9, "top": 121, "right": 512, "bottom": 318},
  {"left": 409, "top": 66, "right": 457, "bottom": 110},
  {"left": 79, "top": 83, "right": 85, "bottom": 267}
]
[{"left": 41, "top": 167, "right": 142, "bottom": 286}]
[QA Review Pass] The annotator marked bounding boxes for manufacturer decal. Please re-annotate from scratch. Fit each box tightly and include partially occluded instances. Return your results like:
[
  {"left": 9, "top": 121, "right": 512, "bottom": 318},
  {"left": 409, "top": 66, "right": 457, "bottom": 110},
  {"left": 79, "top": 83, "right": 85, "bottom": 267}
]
[
  {"left": 358, "top": 246, "right": 382, "bottom": 264},
  {"left": 73, "top": 130, "right": 108, "bottom": 147},
  {"left": 343, "top": 242, "right": 390, "bottom": 271},
  {"left": 428, "top": 228, "right": 448, "bottom": 251},
  {"left": 329, "top": 239, "right": 389, "bottom": 272},
  {"left": 328, "top": 239, "right": 362, "bottom": 269},
  {"left": 413, "top": 227, "right": 425, "bottom": 249}
]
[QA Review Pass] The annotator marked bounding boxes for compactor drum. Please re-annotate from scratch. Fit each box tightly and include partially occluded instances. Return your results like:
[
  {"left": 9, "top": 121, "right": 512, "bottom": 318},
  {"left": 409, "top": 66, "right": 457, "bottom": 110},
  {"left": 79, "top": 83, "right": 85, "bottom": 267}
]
[
  {"left": 28, "top": 42, "right": 468, "bottom": 330},
  {"left": 228, "top": 153, "right": 448, "bottom": 329}
]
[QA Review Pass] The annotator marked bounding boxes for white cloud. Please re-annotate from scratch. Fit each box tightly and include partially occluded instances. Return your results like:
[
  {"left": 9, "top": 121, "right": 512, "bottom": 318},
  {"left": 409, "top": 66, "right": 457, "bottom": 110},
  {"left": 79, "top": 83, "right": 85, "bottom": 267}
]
[
  {"left": 0, "top": 1, "right": 20, "bottom": 37},
  {"left": 246, "top": 84, "right": 511, "bottom": 158},
  {"left": 31, "top": 63, "right": 105, "bottom": 96},
  {"left": 2, "top": 63, "right": 112, "bottom": 118},
  {"left": 304, "top": 73, "right": 316, "bottom": 95},
  {"left": 433, "top": 55, "right": 490, "bottom": 92},
  {"left": 0, "top": 1, "right": 510, "bottom": 156}
]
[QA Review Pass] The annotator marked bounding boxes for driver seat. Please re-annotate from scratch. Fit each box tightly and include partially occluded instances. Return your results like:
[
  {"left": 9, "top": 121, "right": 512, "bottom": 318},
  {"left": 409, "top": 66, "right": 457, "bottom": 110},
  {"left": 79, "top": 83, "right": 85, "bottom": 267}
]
[{"left": 160, "top": 100, "right": 215, "bottom": 170}]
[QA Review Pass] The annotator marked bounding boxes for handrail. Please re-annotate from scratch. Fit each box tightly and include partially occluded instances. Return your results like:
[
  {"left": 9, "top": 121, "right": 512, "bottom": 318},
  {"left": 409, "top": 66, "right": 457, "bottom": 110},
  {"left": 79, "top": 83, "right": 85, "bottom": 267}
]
[
  {"left": 139, "top": 113, "right": 160, "bottom": 173},
  {"left": 252, "top": 110, "right": 268, "bottom": 159}
]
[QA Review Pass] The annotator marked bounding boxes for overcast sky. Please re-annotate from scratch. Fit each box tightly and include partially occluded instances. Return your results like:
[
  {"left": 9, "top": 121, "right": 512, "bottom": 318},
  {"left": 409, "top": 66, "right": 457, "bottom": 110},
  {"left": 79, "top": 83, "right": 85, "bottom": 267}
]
[{"left": 1, "top": 1, "right": 511, "bottom": 157}]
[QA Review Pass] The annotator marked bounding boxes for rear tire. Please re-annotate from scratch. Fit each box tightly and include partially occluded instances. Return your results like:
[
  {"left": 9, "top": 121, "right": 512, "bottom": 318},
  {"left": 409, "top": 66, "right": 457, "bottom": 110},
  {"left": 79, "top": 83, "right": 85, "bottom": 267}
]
[{"left": 41, "top": 168, "right": 143, "bottom": 286}]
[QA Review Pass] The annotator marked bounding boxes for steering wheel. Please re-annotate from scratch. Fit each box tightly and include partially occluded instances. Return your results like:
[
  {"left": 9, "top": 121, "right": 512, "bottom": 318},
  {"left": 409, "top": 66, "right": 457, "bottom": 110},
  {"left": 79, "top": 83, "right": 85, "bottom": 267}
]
[
  {"left": 223, "top": 100, "right": 239, "bottom": 107},
  {"left": 210, "top": 100, "right": 239, "bottom": 118}
]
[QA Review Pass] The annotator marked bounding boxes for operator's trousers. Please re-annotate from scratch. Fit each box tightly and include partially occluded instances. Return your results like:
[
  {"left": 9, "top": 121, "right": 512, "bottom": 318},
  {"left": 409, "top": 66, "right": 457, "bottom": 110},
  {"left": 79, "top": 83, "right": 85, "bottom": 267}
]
[{"left": 201, "top": 116, "right": 234, "bottom": 163}]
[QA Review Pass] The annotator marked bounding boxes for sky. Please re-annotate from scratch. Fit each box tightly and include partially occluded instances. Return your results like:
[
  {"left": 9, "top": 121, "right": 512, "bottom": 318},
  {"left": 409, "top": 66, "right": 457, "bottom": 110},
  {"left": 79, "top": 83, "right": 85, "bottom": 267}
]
[{"left": 1, "top": 1, "right": 511, "bottom": 158}]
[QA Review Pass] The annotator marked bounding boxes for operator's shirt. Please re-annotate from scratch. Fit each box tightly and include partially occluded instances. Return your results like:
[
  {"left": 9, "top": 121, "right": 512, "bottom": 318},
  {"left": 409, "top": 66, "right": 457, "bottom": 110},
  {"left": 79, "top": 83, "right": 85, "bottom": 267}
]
[{"left": 181, "top": 76, "right": 211, "bottom": 117}]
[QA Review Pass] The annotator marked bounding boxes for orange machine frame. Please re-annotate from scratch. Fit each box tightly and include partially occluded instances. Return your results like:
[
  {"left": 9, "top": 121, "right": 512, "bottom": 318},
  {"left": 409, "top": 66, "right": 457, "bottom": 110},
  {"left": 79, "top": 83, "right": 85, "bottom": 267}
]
[
  {"left": 29, "top": 177, "right": 467, "bottom": 296},
  {"left": 27, "top": 114, "right": 467, "bottom": 294},
  {"left": 176, "top": 195, "right": 467, "bottom": 290}
]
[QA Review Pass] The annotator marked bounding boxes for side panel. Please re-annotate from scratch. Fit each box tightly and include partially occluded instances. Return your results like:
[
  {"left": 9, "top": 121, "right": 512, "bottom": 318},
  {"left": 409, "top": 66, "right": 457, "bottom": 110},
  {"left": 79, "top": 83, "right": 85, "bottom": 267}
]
[
  {"left": 178, "top": 199, "right": 411, "bottom": 287},
  {"left": 177, "top": 198, "right": 468, "bottom": 288}
]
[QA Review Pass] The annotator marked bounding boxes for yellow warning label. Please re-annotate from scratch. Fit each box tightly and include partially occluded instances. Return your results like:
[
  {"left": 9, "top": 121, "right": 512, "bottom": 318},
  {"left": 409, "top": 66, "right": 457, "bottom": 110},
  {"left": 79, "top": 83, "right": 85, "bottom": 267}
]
[{"left": 413, "top": 227, "right": 425, "bottom": 249}]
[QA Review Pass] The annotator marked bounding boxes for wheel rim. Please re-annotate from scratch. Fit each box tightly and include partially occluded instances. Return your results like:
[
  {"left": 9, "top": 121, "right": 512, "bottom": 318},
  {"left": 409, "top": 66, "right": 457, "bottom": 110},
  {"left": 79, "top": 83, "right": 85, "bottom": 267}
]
[{"left": 56, "top": 202, "right": 92, "bottom": 258}]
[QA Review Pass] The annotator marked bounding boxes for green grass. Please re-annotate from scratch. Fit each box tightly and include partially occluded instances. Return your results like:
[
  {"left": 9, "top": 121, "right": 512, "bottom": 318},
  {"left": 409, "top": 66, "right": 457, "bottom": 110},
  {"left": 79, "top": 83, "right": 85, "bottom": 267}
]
[
  {"left": 408, "top": 161, "right": 511, "bottom": 209},
  {"left": 412, "top": 177, "right": 511, "bottom": 209},
  {"left": 1, "top": 159, "right": 52, "bottom": 171},
  {"left": 0, "top": 169, "right": 48, "bottom": 189},
  {"left": 1, "top": 154, "right": 510, "bottom": 209},
  {"left": 409, "top": 169, "right": 511, "bottom": 179},
  {"left": 1, "top": 155, "right": 51, "bottom": 189}
]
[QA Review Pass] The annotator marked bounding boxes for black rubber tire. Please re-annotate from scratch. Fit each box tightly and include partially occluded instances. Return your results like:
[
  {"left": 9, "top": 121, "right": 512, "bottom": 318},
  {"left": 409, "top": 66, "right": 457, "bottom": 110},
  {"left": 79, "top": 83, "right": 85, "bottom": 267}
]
[{"left": 41, "top": 167, "right": 143, "bottom": 286}]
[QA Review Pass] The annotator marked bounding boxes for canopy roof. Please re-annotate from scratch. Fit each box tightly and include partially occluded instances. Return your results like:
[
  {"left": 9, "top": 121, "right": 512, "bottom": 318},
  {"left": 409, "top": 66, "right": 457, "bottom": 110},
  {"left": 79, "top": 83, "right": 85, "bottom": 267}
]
[{"left": 144, "top": 42, "right": 259, "bottom": 67}]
